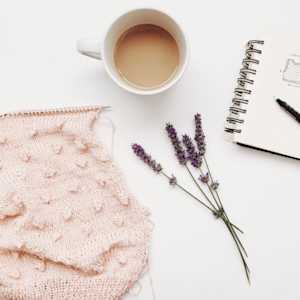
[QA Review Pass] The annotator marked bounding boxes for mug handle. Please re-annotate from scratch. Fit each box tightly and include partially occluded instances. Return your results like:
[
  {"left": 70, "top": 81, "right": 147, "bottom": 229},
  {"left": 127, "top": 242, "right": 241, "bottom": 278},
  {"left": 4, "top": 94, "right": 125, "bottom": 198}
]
[{"left": 77, "top": 38, "right": 102, "bottom": 60}]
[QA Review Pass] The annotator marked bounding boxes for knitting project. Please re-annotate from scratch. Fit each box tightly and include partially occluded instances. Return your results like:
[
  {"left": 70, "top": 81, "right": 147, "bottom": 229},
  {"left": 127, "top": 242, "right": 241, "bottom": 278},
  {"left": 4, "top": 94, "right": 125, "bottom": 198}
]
[{"left": 0, "top": 106, "right": 152, "bottom": 300}]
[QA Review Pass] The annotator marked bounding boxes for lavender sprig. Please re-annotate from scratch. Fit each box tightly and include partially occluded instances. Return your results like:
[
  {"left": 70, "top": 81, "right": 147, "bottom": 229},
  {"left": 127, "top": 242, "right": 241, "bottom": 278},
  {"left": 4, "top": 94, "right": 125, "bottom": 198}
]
[
  {"left": 165, "top": 123, "right": 186, "bottom": 165},
  {"left": 194, "top": 116, "right": 245, "bottom": 230},
  {"left": 132, "top": 114, "right": 250, "bottom": 283},
  {"left": 194, "top": 113, "right": 206, "bottom": 157},
  {"left": 132, "top": 144, "right": 162, "bottom": 173},
  {"left": 182, "top": 134, "right": 201, "bottom": 168},
  {"left": 131, "top": 144, "right": 216, "bottom": 213},
  {"left": 193, "top": 115, "right": 248, "bottom": 275},
  {"left": 166, "top": 126, "right": 220, "bottom": 213}
]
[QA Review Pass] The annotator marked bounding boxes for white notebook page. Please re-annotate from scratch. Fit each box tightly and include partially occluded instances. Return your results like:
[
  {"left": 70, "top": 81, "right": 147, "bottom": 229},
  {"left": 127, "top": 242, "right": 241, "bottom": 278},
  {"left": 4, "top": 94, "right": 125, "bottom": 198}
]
[{"left": 236, "top": 36, "right": 300, "bottom": 159}]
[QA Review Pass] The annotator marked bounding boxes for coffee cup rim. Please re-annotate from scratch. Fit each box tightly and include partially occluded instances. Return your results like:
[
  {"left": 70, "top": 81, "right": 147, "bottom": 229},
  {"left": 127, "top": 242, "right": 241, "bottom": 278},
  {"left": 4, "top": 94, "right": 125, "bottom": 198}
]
[{"left": 102, "top": 7, "right": 190, "bottom": 95}]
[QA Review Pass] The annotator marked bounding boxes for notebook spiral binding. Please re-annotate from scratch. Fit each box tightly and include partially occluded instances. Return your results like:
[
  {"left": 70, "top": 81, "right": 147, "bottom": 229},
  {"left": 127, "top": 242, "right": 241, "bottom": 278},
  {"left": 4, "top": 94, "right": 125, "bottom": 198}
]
[{"left": 225, "top": 40, "right": 264, "bottom": 134}]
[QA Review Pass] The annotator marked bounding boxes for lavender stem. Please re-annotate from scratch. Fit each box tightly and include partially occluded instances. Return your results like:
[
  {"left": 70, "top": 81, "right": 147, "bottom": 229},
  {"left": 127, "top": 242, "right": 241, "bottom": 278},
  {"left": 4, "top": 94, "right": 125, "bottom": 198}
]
[
  {"left": 164, "top": 170, "right": 250, "bottom": 282},
  {"left": 188, "top": 165, "right": 243, "bottom": 236},
  {"left": 161, "top": 172, "right": 215, "bottom": 213},
  {"left": 226, "top": 221, "right": 250, "bottom": 276},
  {"left": 185, "top": 165, "right": 218, "bottom": 211},
  {"left": 200, "top": 158, "right": 247, "bottom": 256},
  {"left": 224, "top": 220, "right": 251, "bottom": 283},
  {"left": 191, "top": 161, "right": 247, "bottom": 256},
  {"left": 198, "top": 167, "right": 244, "bottom": 234},
  {"left": 203, "top": 156, "right": 243, "bottom": 234}
]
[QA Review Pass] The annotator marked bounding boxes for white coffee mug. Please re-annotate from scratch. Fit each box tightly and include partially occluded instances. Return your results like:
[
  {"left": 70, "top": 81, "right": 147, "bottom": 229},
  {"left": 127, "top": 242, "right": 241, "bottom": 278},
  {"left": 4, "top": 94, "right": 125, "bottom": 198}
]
[{"left": 77, "top": 8, "right": 189, "bottom": 95}]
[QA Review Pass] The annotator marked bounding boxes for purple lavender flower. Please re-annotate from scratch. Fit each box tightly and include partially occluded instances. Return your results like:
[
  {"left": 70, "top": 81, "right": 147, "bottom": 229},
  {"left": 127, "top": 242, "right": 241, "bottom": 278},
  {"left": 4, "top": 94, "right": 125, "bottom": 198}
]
[
  {"left": 169, "top": 175, "right": 177, "bottom": 186},
  {"left": 132, "top": 144, "right": 162, "bottom": 173},
  {"left": 182, "top": 134, "right": 201, "bottom": 168},
  {"left": 211, "top": 181, "right": 219, "bottom": 190},
  {"left": 199, "top": 173, "right": 209, "bottom": 184},
  {"left": 165, "top": 123, "right": 186, "bottom": 165},
  {"left": 194, "top": 113, "right": 206, "bottom": 157}
]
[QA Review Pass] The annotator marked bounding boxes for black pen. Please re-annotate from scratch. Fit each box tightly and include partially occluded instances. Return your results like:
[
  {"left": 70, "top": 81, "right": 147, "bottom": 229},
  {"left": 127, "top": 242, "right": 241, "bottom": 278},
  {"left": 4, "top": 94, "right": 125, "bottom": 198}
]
[{"left": 276, "top": 98, "right": 300, "bottom": 123}]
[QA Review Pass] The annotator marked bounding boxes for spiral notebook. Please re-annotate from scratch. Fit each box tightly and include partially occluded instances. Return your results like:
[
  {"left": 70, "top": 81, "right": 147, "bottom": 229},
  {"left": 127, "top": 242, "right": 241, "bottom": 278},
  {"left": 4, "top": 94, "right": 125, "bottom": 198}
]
[{"left": 225, "top": 38, "right": 300, "bottom": 160}]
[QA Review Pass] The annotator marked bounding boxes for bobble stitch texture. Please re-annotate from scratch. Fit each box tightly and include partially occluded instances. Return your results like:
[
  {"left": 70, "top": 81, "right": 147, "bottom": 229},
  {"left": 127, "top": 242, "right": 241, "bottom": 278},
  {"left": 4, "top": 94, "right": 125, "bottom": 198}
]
[
  {"left": 113, "top": 215, "right": 124, "bottom": 227},
  {"left": 44, "top": 169, "right": 57, "bottom": 179},
  {"left": 52, "top": 144, "right": 63, "bottom": 155},
  {"left": 7, "top": 270, "right": 21, "bottom": 280},
  {"left": 63, "top": 209, "right": 72, "bottom": 221},
  {"left": 40, "top": 194, "right": 52, "bottom": 205},
  {"left": 0, "top": 107, "right": 151, "bottom": 300},
  {"left": 117, "top": 255, "right": 127, "bottom": 266},
  {"left": 68, "top": 181, "right": 79, "bottom": 194},
  {"left": 75, "top": 158, "right": 88, "bottom": 169},
  {"left": 29, "top": 129, "right": 38, "bottom": 138},
  {"left": 14, "top": 240, "right": 25, "bottom": 250},
  {"left": 95, "top": 174, "right": 106, "bottom": 187},
  {"left": 53, "top": 232, "right": 62, "bottom": 242},
  {"left": 0, "top": 137, "right": 7, "bottom": 145},
  {"left": 81, "top": 224, "right": 92, "bottom": 237},
  {"left": 34, "top": 260, "right": 46, "bottom": 272},
  {"left": 20, "top": 152, "right": 31, "bottom": 163},
  {"left": 0, "top": 192, "right": 24, "bottom": 220},
  {"left": 93, "top": 199, "right": 103, "bottom": 213},
  {"left": 28, "top": 217, "right": 47, "bottom": 230}
]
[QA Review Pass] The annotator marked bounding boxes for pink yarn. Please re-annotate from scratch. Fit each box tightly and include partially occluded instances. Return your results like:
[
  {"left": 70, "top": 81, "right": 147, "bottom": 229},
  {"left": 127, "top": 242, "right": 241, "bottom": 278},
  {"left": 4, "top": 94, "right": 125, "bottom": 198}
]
[{"left": 0, "top": 106, "right": 152, "bottom": 299}]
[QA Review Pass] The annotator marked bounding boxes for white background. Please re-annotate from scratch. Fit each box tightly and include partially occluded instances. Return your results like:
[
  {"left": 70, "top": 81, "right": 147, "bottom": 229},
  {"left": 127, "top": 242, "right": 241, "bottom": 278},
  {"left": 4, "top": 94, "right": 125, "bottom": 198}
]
[{"left": 1, "top": 0, "right": 300, "bottom": 299}]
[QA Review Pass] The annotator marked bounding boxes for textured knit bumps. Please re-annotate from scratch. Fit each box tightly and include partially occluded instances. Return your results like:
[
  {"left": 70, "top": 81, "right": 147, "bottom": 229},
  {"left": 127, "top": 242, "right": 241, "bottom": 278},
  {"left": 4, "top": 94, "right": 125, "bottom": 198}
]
[{"left": 0, "top": 107, "right": 152, "bottom": 300}]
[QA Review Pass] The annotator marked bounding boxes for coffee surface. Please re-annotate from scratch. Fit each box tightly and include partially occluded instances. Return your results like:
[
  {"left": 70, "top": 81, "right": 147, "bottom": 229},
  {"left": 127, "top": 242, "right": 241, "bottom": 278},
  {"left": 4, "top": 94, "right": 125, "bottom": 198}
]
[{"left": 114, "top": 24, "right": 179, "bottom": 89}]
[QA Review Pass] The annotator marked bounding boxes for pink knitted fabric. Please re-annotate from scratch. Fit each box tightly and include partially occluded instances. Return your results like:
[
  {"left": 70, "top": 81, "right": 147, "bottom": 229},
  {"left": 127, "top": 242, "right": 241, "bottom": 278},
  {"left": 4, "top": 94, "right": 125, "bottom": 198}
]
[{"left": 0, "top": 106, "right": 152, "bottom": 300}]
